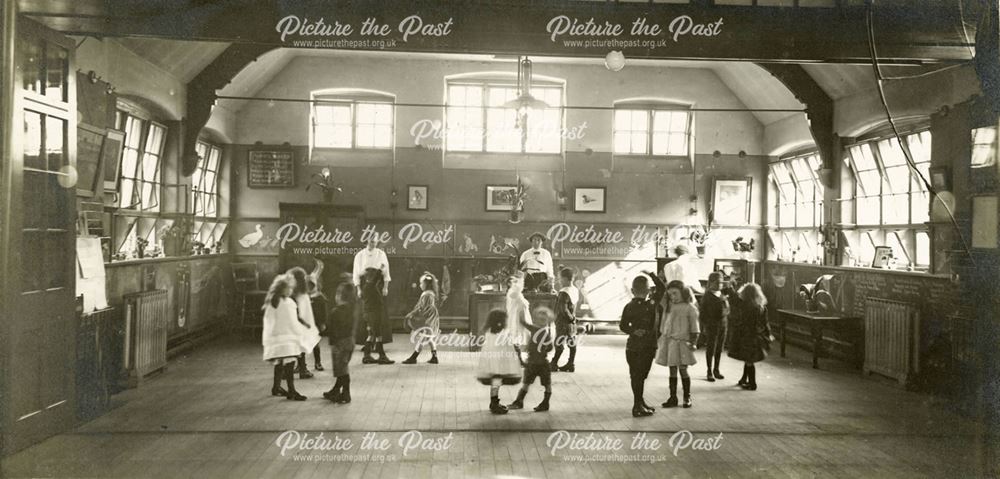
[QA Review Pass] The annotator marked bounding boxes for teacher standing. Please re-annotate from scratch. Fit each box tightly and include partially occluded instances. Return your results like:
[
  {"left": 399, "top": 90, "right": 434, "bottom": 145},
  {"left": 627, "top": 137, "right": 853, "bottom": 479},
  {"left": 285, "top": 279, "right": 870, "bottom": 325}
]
[
  {"left": 519, "top": 232, "right": 554, "bottom": 292},
  {"left": 353, "top": 237, "right": 394, "bottom": 364}
]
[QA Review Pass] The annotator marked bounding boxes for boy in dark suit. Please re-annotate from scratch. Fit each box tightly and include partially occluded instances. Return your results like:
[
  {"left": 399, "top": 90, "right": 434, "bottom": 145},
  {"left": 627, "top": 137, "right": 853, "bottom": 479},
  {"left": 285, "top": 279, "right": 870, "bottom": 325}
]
[{"left": 620, "top": 271, "right": 665, "bottom": 417}]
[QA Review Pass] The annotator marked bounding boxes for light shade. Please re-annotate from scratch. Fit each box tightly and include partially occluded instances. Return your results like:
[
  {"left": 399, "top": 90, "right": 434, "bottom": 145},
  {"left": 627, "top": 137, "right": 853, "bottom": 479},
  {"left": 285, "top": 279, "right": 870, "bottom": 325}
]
[{"left": 605, "top": 51, "right": 626, "bottom": 72}]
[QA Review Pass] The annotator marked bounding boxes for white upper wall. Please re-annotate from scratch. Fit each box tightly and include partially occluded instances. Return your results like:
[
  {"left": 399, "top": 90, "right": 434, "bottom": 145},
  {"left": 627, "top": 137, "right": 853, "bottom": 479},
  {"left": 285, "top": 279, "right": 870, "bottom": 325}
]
[{"left": 232, "top": 53, "right": 766, "bottom": 155}]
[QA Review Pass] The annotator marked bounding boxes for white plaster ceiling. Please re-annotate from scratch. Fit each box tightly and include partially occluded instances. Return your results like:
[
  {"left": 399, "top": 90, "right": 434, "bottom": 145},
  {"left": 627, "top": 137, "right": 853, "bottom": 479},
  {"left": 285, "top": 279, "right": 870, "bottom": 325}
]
[{"left": 114, "top": 38, "right": 230, "bottom": 83}]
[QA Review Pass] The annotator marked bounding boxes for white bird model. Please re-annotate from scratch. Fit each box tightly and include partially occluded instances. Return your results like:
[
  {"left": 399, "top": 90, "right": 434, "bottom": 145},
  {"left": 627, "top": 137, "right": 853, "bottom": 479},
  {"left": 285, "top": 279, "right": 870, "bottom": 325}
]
[{"left": 239, "top": 224, "right": 264, "bottom": 248}]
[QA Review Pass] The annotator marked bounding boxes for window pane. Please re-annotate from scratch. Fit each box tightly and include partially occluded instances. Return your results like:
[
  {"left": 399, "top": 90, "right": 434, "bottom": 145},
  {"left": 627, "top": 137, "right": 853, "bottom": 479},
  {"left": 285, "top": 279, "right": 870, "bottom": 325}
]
[
  {"left": 911, "top": 190, "right": 929, "bottom": 223},
  {"left": 23, "top": 110, "right": 43, "bottom": 170},
  {"left": 356, "top": 124, "right": 375, "bottom": 148},
  {"left": 850, "top": 144, "right": 877, "bottom": 170},
  {"left": 857, "top": 170, "right": 882, "bottom": 196},
  {"left": 971, "top": 126, "right": 997, "bottom": 168},
  {"left": 45, "top": 44, "right": 68, "bottom": 102},
  {"left": 877, "top": 138, "right": 907, "bottom": 167},
  {"left": 779, "top": 203, "right": 795, "bottom": 227},
  {"left": 771, "top": 162, "right": 794, "bottom": 185},
  {"left": 207, "top": 147, "right": 220, "bottom": 172},
  {"left": 797, "top": 202, "right": 814, "bottom": 227},
  {"left": 790, "top": 157, "right": 813, "bottom": 181},
  {"left": 884, "top": 165, "right": 910, "bottom": 193},
  {"left": 525, "top": 109, "right": 560, "bottom": 153},
  {"left": 887, "top": 232, "right": 908, "bottom": 267},
  {"left": 915, "top": 231, "right": 930, "bottom": 266},
  {"left": 905, "top": 131, "right": 932, "bottom": 164},
  {"left": 485, "top": 107, "right": 519, "bottom": 152},
  {"left": 44, "top": 116, "right": 66, "bottom": 171},
  {"left": 120, "top": 178, "right": 136, "bottom": 208},
  {"left": 883, "top": 194, "right": 909, "bottom": 224},
  {"left": 857, "top": 196, "right": 880, "bottom": 224}
]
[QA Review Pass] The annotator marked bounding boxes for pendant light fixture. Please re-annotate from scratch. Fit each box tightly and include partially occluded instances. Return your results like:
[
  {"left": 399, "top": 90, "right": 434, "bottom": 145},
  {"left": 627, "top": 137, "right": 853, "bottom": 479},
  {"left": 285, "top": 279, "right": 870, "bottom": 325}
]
[{"left": 503, "top": 56, "right": 550, "bottom": 118}]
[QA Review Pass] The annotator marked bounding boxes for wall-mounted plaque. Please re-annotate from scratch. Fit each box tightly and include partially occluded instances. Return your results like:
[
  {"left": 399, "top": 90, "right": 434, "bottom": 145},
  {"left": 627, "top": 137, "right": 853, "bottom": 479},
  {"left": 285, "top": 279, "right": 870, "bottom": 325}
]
[{"left": 248, "top": 148, "right": 296, "bottom": 188}]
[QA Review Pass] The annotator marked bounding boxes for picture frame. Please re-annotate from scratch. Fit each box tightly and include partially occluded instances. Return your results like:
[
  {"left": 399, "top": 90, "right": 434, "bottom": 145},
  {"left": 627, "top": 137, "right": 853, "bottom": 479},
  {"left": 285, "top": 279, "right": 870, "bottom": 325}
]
[
  {"left": 485, "top": 184, "right": 518, "bottom": 211},
  {"left": 872, "top": 246, "right": 894, "bottom": 268},
  {"left": 101, "top": 129, "right": 126, "bottom": 192},
  {"left": 573, "top": 187, "right": 607, "bottom": 213},
  {"left": 711, "top": 177, "right": 752, "bottom": 225},
  {"left": 929, "top": 166, "right": 950, "bottom": 191},
  {"left": 407, "top": 185, "right": 429, "bottom": 211}
]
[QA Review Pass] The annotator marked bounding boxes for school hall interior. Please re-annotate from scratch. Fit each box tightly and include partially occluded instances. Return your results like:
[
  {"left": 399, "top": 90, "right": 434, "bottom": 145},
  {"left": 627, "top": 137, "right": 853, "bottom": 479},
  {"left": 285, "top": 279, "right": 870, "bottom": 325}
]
[{"left": 1, "top": 0, "right": 998, "bottom": 477}]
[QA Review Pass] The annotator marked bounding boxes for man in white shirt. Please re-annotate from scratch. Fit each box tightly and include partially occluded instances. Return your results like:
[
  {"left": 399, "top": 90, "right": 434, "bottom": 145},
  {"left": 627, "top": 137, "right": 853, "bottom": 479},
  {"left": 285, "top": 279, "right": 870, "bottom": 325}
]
[
  {"left": 519, "top": 232, "right": 554, "bottom": 292},
  {"left": 662, "top": 244, "right": 704, "bottom": 293},
  {"left": 353, "top": 237, "right": 390, "bottom": 296}
]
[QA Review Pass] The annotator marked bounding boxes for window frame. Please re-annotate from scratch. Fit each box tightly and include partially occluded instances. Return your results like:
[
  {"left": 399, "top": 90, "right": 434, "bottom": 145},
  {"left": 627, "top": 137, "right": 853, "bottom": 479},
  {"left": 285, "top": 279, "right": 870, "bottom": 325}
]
[
  {"left": 192, "top": 140, "right": 222, "bottom": 218},
  {"left": 845, "top": 130, "right": 932, "bottom": 227},
  {"left": 767, "top": 151, "right": 824, "bottom": 264},
  {"left": 444, "top": 78, "right": 565, "bottom": 155},
  {"left": 611, "top": 102, "right": 693, "bottom": 159},
  {"left": 115, "top": 108, "right": 166, "bottom": 212},
  {"left": 311, "top": 94, "right": 395, "bottom": 151}
]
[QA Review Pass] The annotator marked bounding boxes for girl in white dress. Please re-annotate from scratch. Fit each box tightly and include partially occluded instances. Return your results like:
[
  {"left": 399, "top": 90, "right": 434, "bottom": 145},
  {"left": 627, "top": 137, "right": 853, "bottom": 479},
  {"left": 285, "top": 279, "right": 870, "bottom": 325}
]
[
  {"left": 261, "top": 274, "right": 310, "bottom": 401},
  {"left": 505, "top": 272, "right": 530, "bottom": 364},
  {"left": 289, "top": 267, "right": 322, "bottom": 379},
  {"left": 476, "top": 309, "right": 522, "bottom": 414}
]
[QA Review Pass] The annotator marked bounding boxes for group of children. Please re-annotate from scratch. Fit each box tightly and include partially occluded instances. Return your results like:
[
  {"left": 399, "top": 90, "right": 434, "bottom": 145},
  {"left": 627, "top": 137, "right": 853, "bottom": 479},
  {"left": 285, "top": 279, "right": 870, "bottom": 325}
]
[
  {"left": 262, "top": 260, "right": 771, "bottom": 418},
  {"left": 621, "top": 271, "right": 773, "bottom": 417},
  {"left": 476, "top": 267, "right": 580, "bottom": 414},
  {"left": 261, "top": 265, "right": 445, "bottom": 402}
]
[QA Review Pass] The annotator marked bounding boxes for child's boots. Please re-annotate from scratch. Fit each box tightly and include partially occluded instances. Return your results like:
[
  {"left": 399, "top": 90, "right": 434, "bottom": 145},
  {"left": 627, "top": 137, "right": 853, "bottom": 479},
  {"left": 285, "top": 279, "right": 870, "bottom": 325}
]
[
  {"left": 489, "top": 396, "right": 508, "bottom": 415},
  {"left": 508, "top": 389, "right": 527, "bottom": 410},
  {"left": 682, "top": 377, "right": 692, "bottom": 408},
  {"left": 662, "top": 377, "right": 679, "bottom": 408},
  {"left": 534, "top": 392, "right": 551, "bottom": 412}
]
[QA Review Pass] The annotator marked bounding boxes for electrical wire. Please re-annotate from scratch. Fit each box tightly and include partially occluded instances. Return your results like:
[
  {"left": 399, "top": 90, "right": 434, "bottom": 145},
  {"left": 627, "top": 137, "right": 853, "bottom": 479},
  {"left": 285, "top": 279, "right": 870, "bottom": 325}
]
[{"left": 865, "top": 0, "right": 976, "bottom": 264}]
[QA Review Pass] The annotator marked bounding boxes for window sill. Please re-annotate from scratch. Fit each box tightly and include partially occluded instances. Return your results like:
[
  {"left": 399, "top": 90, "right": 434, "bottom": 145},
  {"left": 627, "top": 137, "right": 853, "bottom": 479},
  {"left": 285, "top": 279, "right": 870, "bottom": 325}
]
[
  {"left": 762, "top": 260, "right": 948, "bottom": 278},
  {"left": 106, "top": 252, "right": 229, "bottom": 268}
]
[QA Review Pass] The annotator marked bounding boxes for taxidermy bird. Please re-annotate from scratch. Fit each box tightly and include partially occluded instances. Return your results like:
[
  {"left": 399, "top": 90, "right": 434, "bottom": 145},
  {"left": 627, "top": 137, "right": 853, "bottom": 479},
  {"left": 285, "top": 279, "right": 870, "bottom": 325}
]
[{"left": 239, "top": 224, "right": 264, "bottom": 248}]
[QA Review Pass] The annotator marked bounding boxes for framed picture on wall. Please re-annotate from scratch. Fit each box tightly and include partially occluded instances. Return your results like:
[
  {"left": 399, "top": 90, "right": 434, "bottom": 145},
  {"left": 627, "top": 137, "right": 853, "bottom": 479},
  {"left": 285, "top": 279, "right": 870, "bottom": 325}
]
[
  {"left": 485, "top": 185, "right": 518, "bottom": 211},
  {"left": 407, "top": 185, "right": 429, "bottom": 210},
  {"left": 247, "top": 148, "right": 296, "bottom": 188},
  {"left": 573, "top": 187, "right": 606, "bottom": 213},
  {"left": 872, "top": 246, "right": 894, "bottom": 268},
  {"left": 711, "top": 177, "right": 752, "bottom": 225},
  {"left": 101, "top": 129, "right": 125, "bottom": 192}
]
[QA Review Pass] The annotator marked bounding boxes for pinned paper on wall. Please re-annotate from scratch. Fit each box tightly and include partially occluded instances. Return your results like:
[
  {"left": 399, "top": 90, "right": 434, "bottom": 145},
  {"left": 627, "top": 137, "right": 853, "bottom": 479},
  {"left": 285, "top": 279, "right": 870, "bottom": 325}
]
[{"left": 76, "top": 236, "right": 108, "bottom": 312}]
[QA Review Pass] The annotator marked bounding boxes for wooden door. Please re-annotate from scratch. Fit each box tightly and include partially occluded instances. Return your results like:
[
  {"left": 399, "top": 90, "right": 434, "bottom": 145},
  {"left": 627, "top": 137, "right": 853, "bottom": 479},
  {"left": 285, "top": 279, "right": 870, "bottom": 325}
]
[
  {"left": 1, "top": 17, "right": 77, "bottom": 455},
  {"left": 278, "top": 203, "right": 364, "bottom": 300}
]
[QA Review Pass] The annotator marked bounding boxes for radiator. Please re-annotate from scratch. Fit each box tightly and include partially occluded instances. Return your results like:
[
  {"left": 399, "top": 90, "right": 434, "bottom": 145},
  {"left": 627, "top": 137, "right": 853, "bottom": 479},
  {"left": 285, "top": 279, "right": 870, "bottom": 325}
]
[
  {"left": 864, "top": 298, "right": 920, "bottom": 386},
  {"left": 123, "top": 290, "right": 169, "bottom": 386}
]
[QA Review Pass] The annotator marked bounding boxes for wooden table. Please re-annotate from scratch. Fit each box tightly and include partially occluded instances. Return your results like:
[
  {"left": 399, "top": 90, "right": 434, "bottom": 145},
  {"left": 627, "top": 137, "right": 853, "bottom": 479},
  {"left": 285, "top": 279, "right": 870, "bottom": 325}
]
[{"left": 776, "top": 309, "right": 861, "bottom": 369}]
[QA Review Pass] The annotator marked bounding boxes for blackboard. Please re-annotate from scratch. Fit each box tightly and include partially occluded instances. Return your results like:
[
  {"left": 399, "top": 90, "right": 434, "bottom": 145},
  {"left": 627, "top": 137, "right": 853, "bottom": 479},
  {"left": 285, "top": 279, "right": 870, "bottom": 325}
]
[
  {"left": 76, "top": 124, "right": 104, "bottom": 196},
  {"left": 248, "top": 149, "right": 295, "bottom": 188}
]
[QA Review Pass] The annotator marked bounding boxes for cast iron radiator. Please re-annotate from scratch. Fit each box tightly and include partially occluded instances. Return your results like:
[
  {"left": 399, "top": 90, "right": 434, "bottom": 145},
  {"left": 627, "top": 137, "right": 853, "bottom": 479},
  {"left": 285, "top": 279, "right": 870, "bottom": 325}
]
[
  {"left": 123, "top": 289, "right": 169, "bottom": 386},
  {"left": 863, "top": 298, "right": 920, "bottom": 386}
]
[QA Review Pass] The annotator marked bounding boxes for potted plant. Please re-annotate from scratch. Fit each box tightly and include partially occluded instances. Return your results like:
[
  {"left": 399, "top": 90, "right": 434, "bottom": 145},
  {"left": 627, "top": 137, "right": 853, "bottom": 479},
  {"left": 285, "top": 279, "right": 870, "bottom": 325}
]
[
  {"left": 306, "top": 167, "right": 342, "bottom": 204},
  {"left": 134, "top": 237, "right": 149, "bottom": 259}
]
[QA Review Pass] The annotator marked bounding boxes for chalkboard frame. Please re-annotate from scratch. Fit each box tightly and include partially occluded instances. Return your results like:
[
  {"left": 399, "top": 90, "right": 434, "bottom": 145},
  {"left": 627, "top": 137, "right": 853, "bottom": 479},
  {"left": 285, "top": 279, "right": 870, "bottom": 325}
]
[{"left": 247, "top": 147, "right": 296, "bottom": 189}]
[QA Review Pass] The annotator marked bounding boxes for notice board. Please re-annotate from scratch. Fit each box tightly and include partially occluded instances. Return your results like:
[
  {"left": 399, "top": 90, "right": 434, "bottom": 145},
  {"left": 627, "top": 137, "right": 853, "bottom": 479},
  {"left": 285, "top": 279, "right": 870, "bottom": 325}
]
[{"left": 247, "top": 148, "right": 295, "bottom": 188}]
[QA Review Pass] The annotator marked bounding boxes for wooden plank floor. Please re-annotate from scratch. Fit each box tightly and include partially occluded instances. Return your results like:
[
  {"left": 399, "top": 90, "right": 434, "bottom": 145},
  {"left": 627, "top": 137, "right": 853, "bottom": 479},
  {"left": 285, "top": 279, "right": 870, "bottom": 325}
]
[{"left": 2, "top": 334, "right": 990, "bottom": 478}]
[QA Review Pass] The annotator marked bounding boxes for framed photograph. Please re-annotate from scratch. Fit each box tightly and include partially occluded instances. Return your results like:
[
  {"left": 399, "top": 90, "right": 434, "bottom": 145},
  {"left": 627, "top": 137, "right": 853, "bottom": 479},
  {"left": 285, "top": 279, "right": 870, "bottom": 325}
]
[
  {"left": 101, "top": 129, "right": 125, "bottom": 192},
  {"left": 573, "top": 187, "right": 606, "bottom": 213},
  {"left": 929, "top": 166, "right": 950, "bottom": 191},
  {"left": 407, "top": 185, "right": 429, "bottom": 211},
  {"left": 872, "top": 246, "right": 894, "bottom": 268},
  {"left": 485, "top": 185, "right": 518, "bottom": 211},
  {"left": 711, "top": 177, "right": 752, "bottom": 225}
]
